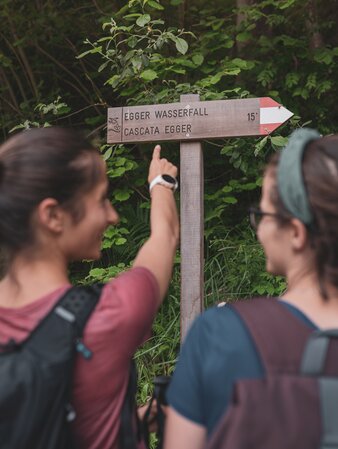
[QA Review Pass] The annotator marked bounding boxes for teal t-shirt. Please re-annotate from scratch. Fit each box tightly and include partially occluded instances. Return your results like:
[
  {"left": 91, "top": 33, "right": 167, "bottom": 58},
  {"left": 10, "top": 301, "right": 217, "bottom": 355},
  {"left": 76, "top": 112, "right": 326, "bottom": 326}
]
[{"left": 166, "top": 301, "right": 317, "bottom": 436}]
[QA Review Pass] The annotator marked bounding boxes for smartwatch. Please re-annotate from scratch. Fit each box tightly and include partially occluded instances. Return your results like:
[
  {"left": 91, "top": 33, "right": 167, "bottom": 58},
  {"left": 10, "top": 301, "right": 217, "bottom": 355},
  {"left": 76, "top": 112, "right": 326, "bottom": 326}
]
[{"left": 149, "top": 174, "right": 178, "bottom": 193}]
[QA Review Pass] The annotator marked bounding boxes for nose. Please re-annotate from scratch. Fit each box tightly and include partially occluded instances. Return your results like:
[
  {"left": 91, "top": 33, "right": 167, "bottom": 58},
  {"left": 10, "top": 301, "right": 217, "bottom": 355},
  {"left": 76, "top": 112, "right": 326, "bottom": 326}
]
[{"left": 107, "top": 203, "right": 119, "bottom": 225}]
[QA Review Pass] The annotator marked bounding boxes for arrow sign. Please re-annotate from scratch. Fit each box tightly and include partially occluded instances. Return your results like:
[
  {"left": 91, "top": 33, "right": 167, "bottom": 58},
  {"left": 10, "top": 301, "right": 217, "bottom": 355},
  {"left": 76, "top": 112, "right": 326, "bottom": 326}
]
[{"left": 107, "top": 97, "right": 293, "bottom": 144}]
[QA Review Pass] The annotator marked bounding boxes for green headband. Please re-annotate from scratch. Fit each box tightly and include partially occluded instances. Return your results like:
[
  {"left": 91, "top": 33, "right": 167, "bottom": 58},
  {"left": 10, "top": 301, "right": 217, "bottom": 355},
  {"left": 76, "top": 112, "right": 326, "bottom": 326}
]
[{"left": 277, "top": 128, "right": 321, "bottom": 225}]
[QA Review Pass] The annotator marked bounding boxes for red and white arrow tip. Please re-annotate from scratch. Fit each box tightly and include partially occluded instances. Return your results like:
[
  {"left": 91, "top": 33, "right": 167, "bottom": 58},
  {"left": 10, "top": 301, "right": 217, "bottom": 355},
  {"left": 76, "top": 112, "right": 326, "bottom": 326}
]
[{"left": 260, "top": 97, "right": 293, "bottom": 135}]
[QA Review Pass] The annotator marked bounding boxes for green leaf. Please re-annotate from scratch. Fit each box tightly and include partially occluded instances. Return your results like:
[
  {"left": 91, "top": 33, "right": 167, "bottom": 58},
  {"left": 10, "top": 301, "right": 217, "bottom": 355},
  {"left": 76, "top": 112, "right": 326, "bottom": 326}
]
[
  {"left": 136, "top": 14, "right": 151, "bottom": 27},
  {"left": 124, "top": 13, "right": 142, "bottom": 19},
  {"left": 175, "top": 37, "right": 188, "bottom": 55},
  {"left": 103, "top": 147, "right": 113, "bottom": 161},
  {"left": 232, "top": 58, "right": 253, "bottom": 69},
  {"left": 241, "top": 182, "right": 257, "bottom": 191},
  {"left": 173, "top": 58, "right": 195, "bottom": 68},
  {"left": 254, "top": 136, "right": 268, "bottom": 156},
  {"left": 88, "top": 268, "right": 106, "bottom": 278},
  {"left": 98, "top": 61, "right": 109, "bottom": 72},
  {"left": 236, "top": 31, "right": 251, "bottom": 42},
  {"left": 77, "top": 49, "right": 96, "bottom": 59},
  {"left": 104, "top": 227, "right": 116, "bottom": 239},
  {"left": 205, "top": 205, "right": 225, "bottom": 222},
  {"left": 221, "top": 145, "right": 234, "bottom": 155},
  {"left": 114, "top": 190, "right": 131, "bottom": 201},
  {"left": 170, "top": 67, "right": 186, "bottom": 74},
  {"left": 192, "top": 54, "right": 204, "bottom": 66},
  {"left": 140, "top": 69, "right": 158, "bottom": 81},
  {"left": 224, "top": 39, "right": 234, "bottom": 49},
  {"left": 278, "top": 0, "right": 297, "bottom": 9},
  {"left": 223, "top": 67, "right": 241, "bottom": 76},
  {"left": 314, "top": 50, "right": 333, "bottom": 65},
  {"left": 109, "top": 167, "right": 126, "bottom": 177},
  {"left": 271, "top": 136, "right": 288, "bottom": 148},
  {"left": 115, "top": 237, "right": 127, "bottom": 245},
  {"left": 223, "top": 196, "right": 238, "bottom": 204},
  {"left": 127, "top": 36, "right": 138, "bottom": 48},
  {"left": 292, "top": 87, "right": 309, "bottom": 100},
  {"left": 209, "top": 73, "right": 223, "bottom": 84},
  {"left": 147, "top": 0, "right": 164, "bottom": 10},
  {"left": 105, "top": 74, "right": 120, "bottom": 88},
  {"left": 115, "top": 157, "right": 126, "bottom": 167},
  {"left": 285, "top": 72, "right": 300, "bottom": 88},
  {"left": 131, "top": 56, "right": 143, "bottom": 70}
]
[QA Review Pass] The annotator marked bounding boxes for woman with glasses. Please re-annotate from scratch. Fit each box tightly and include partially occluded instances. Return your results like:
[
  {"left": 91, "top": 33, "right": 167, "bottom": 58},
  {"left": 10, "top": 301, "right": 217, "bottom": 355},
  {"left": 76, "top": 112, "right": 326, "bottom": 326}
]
[{"left": 164, "top": 128, "right": 338, "bottom": 449}]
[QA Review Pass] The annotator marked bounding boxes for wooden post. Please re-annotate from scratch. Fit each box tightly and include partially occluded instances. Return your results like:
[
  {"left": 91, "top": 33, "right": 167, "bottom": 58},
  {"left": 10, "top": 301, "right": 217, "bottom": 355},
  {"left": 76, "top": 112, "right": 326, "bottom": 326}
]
[{"left": 180, "top": 94, "right": 204, "bottom": 341}]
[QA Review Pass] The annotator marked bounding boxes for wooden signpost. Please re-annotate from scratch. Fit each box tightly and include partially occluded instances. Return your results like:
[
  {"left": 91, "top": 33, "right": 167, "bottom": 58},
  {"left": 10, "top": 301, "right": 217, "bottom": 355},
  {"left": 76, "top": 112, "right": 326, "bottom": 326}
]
[{"left": 107, "top": 95, "right": 293, "bottom": 340}]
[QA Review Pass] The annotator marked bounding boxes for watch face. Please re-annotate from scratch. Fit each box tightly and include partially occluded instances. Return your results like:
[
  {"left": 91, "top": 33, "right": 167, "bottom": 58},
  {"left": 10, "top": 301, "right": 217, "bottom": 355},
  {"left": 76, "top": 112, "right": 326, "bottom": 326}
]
[{"left": 162, "top": 174, "right": 176, "bottom": 184}]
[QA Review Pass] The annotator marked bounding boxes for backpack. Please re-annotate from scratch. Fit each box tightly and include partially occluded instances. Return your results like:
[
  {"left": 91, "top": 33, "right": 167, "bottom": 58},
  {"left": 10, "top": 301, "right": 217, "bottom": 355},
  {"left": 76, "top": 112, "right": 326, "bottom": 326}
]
[
  {"left": 0, "top": 284, "right": 103, "bottom": 449},
  {"left": 206, "top": 297, "right": 338, "bottom": 449}
]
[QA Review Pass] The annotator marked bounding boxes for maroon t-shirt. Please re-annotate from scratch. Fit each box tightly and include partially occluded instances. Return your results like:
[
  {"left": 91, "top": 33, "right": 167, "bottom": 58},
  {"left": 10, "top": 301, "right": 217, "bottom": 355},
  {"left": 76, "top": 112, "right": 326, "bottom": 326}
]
[{"left": 0, "top": 267, "right": 159, "bottom": 449}]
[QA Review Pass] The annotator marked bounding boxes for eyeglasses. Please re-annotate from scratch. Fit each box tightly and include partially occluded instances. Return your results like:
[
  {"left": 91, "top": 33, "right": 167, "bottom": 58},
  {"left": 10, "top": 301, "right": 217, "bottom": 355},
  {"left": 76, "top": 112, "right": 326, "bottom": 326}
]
[{"left": 248, "top": 207, "right": 284, "bottom": 230}]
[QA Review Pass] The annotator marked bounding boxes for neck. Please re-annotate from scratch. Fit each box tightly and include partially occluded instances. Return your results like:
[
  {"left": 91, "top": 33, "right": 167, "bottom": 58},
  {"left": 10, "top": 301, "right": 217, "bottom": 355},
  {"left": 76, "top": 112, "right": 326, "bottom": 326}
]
[
  {"left": 285, "top": 268, "right": 319, "bottom": 296},
  {"left": 284, "top": 276, "right": 338, "bottom": 303},
  {"left": 0, "top": 248, "right": 70, "bottom": 307},
  {"left": 281, "top": 265, "right": 338, "bottom": 329},
  {"left": 281, "top": 251, "right": 320, "bottom": 300}
]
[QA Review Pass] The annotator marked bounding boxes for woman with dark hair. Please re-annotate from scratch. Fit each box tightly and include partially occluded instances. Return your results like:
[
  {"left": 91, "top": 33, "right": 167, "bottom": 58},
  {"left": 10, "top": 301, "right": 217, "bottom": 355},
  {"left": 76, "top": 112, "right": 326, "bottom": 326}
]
[
  {"left": 0, "top": 127, "right": 179, "bottom": 449},
  {"left": 164, "top": 128, "right": 338, "bottom": 449}
]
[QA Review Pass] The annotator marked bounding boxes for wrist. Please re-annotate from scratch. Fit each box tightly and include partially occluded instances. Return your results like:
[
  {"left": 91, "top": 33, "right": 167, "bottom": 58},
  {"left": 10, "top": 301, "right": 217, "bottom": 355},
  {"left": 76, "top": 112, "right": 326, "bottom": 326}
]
[
  {"left": 150, "top": 184, "right": 175, "bottom": 197},
  {"left": 149, "top": 174, "right": 178, "bottom": 194}
]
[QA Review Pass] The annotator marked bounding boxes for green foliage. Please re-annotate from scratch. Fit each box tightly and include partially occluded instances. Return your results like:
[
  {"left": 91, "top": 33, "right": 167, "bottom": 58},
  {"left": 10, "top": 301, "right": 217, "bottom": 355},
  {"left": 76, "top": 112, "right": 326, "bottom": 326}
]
[
  {"left": 78, "top": 4, "right": 192, "bottom": 104},
  {"left": 204, "top": 227, "right": 286, "bottom": 308}
]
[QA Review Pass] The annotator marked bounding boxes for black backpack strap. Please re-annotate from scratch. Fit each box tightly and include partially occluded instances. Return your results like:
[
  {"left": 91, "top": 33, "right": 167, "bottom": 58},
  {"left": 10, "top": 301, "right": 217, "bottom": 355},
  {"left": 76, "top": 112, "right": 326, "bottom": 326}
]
[
  {"left": 230, "top": 297, "right": 313, "bottom": 375},
  {"left": 26, "top": 284, "right": 104, "bottom": 358},
  {"left": 53, "top": 284, "right": 104, "bottom": 337},
  {"left": 119, "top": 359, "right": 140, "bottom": 449}
]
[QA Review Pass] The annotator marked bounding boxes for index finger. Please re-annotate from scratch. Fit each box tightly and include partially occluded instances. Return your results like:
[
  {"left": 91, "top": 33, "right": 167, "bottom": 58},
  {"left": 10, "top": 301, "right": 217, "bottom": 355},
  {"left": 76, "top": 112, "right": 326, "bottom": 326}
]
[{"left": 152, "top": 145, "right": 161, "bottom": 160}]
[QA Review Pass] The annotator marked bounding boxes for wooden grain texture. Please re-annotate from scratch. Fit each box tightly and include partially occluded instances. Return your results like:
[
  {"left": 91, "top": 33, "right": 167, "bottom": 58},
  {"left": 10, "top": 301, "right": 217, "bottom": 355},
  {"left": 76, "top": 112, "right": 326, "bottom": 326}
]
[
  {"left": 107, "top": 98, "right": 260, "bottom": 143},
  {"left": 180, "top": 94, "right": 204, "bottom": 341}
]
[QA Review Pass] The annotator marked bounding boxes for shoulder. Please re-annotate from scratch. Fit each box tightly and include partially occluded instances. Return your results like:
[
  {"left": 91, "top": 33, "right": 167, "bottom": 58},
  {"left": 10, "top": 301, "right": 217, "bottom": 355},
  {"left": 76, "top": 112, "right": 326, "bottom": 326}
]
[
  {"left": 180, "top": 305, "right": 261, "bottom": 378},
  {"left": 185, "top": 302, "right": 252, "bottom": 345},
  {"left": 167, "top": 302, "right": 265, "bottom": 431},
  {"left": 83, "top": 267, "right": 159, "bottom": 343},
  {"left": 105, "top": 266, "right": 159, "bottom": 292},
  {"left": 100, "top": 266, "right": 159, "bottom": 308}
]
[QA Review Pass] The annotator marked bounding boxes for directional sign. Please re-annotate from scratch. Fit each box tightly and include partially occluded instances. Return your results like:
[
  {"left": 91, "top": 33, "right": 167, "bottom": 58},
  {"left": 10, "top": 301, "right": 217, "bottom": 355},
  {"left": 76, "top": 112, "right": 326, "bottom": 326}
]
[
  {"left": 106, "top": 93, "right": 293, "bottom": 341},
  {"left": 107, "top": 97, "right": 293, "bottom": 144}
]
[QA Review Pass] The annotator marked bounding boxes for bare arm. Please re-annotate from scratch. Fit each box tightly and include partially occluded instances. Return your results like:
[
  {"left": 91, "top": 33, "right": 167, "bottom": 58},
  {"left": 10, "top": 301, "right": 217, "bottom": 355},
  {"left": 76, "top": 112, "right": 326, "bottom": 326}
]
[
  {"left": 133, "top": 145, "right": 179, "bottom": 302},
  {"left": 164, "top": 407, "right": 207, "bottom": 449}
]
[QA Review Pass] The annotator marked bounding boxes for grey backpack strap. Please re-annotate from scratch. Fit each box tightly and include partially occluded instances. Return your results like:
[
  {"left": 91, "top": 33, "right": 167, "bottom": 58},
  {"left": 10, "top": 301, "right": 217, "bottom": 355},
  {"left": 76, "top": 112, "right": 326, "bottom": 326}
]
[
  {"left": 319, "top": 378, "right": 338, "bottom": 449},
  {"left": 301, "top": 329, "right": 338, "bottom": 375},
  {"left": 301, "top": 329, "right": 338, "bottom": 449}
]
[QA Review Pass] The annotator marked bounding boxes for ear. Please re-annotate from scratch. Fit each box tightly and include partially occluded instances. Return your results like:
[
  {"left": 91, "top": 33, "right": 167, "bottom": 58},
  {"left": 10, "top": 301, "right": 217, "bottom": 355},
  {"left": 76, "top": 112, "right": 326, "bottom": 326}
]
[
  {"left": 289, "top": 218, "right": 309, "bottom": 251},
  {"left": 36, "top": 198, "right": 65, "bottom": 233}
]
